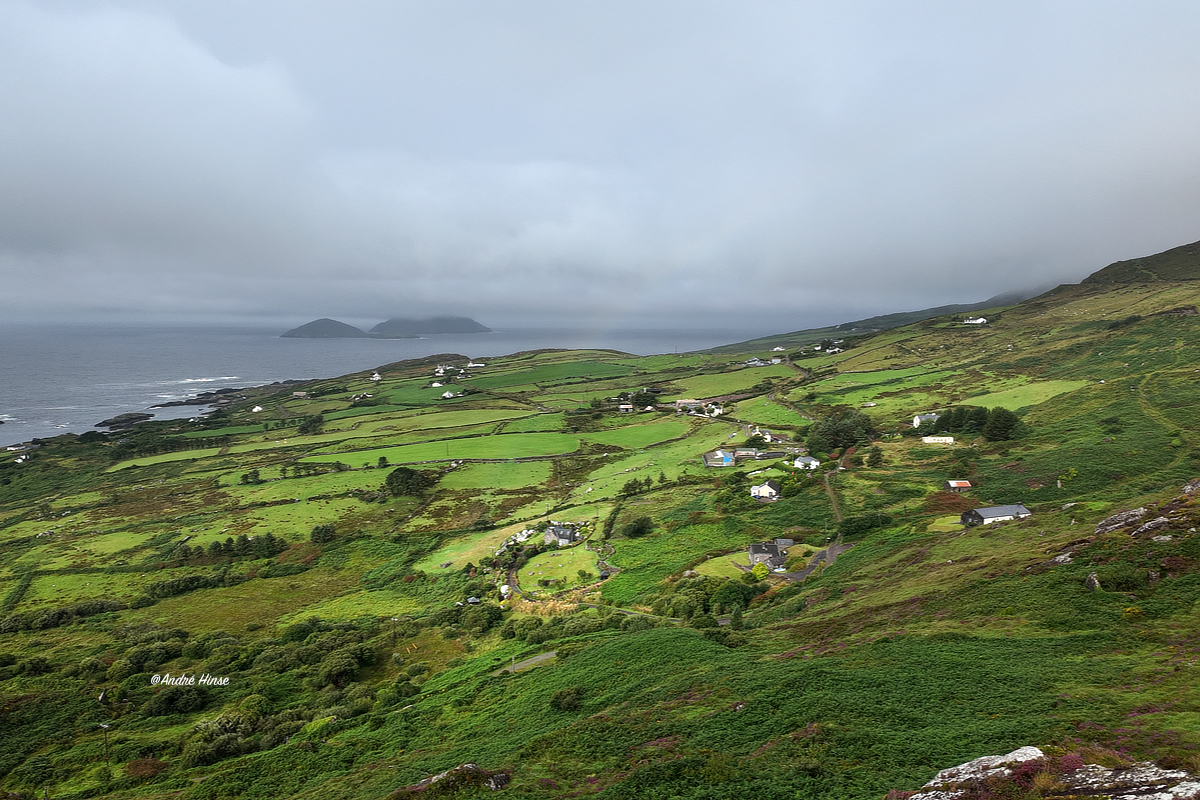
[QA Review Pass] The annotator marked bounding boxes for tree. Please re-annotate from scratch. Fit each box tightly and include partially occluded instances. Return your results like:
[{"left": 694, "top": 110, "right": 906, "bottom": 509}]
[
  {"left": 983, "top": 407, "right": 1021, "bottom": 441},
  {"left": 385, "top": 466, "right": 436, "bottom": 496},
  {"left": 751, "top": 561, "right": 770, "bottom": 580},
  {"left": 866, "top": 446, "right": 883, "bottom": 467},
  {"left": 744, "top": 433, "right": 767, "bottom": 449},
  {"left": 621, "top": 517, "right": 654, "bottom": 538},
  {"left": 297, "top": 415, "right": 324, "bottom": 436},
  {"left": 310, "top": 524, "right": 336, "bottom": 543},
  {"left": 806, "top": 408, "right": 878, "bottom": 453}
]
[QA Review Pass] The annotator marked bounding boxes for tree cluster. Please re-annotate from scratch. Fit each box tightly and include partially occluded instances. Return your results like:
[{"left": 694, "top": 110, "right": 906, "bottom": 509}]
[
  {"left": 806, "top": 409, "right": 879, "bottom": 454},
  {"left": 924, "top": 406, "right": 1025, "bottom": 441},
  {"left": 384, "top": 466, "right": 438, "bottom": 496}
]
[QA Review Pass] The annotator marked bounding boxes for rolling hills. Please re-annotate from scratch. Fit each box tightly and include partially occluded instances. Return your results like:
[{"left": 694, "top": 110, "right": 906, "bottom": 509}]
[{"left": 2, "top": 244, "right": 1200, "bottom": 799}]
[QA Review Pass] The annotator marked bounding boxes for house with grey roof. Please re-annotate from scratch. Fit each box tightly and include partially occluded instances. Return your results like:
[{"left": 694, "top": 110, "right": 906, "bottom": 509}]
[{"left": 961, "top": 504, "right": 1032, "bottom": 526}]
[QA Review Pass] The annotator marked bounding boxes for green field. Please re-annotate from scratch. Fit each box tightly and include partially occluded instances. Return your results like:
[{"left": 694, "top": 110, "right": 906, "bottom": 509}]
[
  {"left": 580, "top": 418, "right": 690, "bottom": 449},
  {"left": 302, "top": 432, "right": 582, "bottom": 464},
  {"left": 672, "top": 365, "right": 794, "bottom": 398},
  {"left": 5, "top": 276, "right": 1200, "bottom": 800}
]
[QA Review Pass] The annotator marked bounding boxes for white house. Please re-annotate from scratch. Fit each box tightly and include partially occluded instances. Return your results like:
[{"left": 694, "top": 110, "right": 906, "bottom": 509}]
[
  {"left": 793, "top": 455, "right": 820, "bottom": 470},
  {"left": 922, "top": 436, "right": 954, "bottom": 444},
  {"left": 467, "top": 362, "right": 486, "bottom": 368},
  {"left": 913, "top": 413, "right": 940, "bottom": 428},
  {"left": 772, "top": 346, "right": 786, "bottom": 351},
  {"left": 749, "top": 479, "right": 782, "bottom": 500},
  {"left": 963, "top": 317, "right": 988, "bottom": 324},
  {"left": 370, "top": 372, "right": 382, "bottom": 382},
  {"left": 431, "top": 382, "right": 443, "bottom": 388}
]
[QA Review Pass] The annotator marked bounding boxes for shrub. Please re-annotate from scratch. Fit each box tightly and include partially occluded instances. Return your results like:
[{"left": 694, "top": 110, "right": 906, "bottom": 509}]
[{"left": 549, "top": 686, "right": 583, "bottom": 712}]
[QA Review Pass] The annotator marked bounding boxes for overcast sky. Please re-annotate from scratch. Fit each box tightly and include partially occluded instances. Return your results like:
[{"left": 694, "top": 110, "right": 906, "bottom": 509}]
[{"left": 4, "top": 1, "right": 1200, "bottom": 333}]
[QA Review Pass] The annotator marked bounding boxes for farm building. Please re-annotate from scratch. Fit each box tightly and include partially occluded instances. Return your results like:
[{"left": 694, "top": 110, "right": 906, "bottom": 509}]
[
  {"left": 703, "top": 449, "right": 735, "bottom": 467},
  {"left": 961, "top": 504, "right": 1032, "bottom": 526},
  {"left": 945, "top": 480, "right": 972, "bottom": 493}
]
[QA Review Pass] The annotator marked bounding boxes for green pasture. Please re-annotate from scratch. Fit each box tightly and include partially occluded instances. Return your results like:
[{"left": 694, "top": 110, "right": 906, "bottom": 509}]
[
  {"left": 580, "top": 418, "right": 690, "bottom": 449},
  {"left": 467, "top": 360, "right": 634, "bottom": 390},
  {"left": 961, "top": 379, "right": 1087, "bottom": 410},
  {"left": 602, "top": 515, "right": 758, "bottom": 605},
  {"left": 413, "top": 522, "right": 528, "bottom": 573},
  {"left": 278, "top": 588, "right": 424, "bottom": 623},
  {"left": 219, "top": 467, "right": 385, "bottom": 498},
  {"left": 122, "top": 564, "right": 363, "bottom": 632},
  {"left": 438, "top": 461, "right": 552, "bottom": 490},
  {"left": 302, "top": 432, "right": 582, "bottom": 465},
  {"left": 671, "top": 365, "right": 793, "bottom": 398},
  {"left": 518, "top": 545, "right": 599, "bottom": 590},
  {"left": 528, "top": 389, "right": 622, "bottom": 406},
  {"left": 728, "top": 398, "right": 809, "bottom": 428},
  {"left": 693, "top": 553, "right": 749, "bottom": 579},
  {"left": 497, "top": 413, "right": 564, "bottom": 433}
]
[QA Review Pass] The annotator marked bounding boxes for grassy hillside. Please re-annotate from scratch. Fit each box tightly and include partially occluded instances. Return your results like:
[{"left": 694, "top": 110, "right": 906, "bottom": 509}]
[
  {"left": 1082, "top": 238, "right": 1200, "bottom": 284},
  {"left": 3, "top": 277, "right": 1200, "bottom": 799}
]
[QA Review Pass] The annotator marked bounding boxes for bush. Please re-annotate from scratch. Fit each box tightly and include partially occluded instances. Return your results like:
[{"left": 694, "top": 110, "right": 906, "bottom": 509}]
[
  {"left": 621, "top": 517, "right": 654, "bottom": 538},
  {"left": 385, "top": 466, "right": 437, "bottom": 496},
  {"left": 549, "top": 686, "right": 583, "bottom": 712}
]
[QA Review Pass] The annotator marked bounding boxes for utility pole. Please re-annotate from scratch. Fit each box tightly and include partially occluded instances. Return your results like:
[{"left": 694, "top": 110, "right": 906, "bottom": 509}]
[{"left": 99, "top": 724, "right": 110, "bottom": 766}]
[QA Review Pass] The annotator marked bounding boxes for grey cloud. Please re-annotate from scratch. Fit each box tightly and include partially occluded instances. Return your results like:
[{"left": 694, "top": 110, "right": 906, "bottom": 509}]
[{"left": 5, "top": 1, "right": 1200, "bottom": 332}]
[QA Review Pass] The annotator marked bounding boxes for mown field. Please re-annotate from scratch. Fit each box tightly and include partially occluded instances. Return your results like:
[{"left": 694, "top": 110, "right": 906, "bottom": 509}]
[{"left": 3, "top": 284, "right": 1200, "bottom": 800}]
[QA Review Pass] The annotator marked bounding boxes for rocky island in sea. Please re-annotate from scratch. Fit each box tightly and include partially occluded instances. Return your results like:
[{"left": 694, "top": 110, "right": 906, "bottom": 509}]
[{"left": 280, "top": 315, "right": 490, "bottom": 338}]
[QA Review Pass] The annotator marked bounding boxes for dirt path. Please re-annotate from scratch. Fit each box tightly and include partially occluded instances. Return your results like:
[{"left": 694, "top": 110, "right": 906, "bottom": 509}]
[{"left": 822, "top": 471, "right": 843, "bottom": 522}]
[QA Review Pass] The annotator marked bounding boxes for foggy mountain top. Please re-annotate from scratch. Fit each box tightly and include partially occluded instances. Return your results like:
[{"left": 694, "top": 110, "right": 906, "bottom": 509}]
[{"left": 4, "top": 1, "right": 1200, "bottom": 332}]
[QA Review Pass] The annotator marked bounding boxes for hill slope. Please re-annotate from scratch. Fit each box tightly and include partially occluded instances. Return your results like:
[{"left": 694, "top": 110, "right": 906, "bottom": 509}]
[
  {"left": 279, "top": 318, "right": 372, "bottom": 338},
  {"left": 1082, "top": 238, "right": 1200, "bottom": 284},
  {"left": 3, "top": 271, "right": 1200, "bottom": 799}
]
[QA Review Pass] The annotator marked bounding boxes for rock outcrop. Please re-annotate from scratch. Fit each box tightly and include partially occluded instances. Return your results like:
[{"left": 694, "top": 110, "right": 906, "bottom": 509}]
[
  {"left": 899, "top": 746, "right": 1200, "bottom": 799},
  {"left": 1095, "top": 507, "right": 1148, "bottom": 535},
  {"left": 391, "top": 763, "right": 511, "bottom": 795}
]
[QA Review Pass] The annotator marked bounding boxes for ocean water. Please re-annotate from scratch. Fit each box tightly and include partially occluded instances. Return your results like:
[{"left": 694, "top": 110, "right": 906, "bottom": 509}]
[{"left": 0, "top": 322, "right": 770, "bottom": 446}]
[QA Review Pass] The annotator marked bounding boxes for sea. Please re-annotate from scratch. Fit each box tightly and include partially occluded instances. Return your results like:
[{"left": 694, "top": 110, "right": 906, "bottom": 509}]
[{"left": 0, "top": 322, "right": 772, "bottom": 447}]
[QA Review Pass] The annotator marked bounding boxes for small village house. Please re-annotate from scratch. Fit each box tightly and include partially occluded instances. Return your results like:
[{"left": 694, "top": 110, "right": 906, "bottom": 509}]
[
  {"left": 945, "top": 480, "right": 972, "bottom": 493},
  {"left": 913, "top": 412, "right": 940, "bottom": 428},
  {"left": 749, "top": 479, "right": 782, "bottom": 500},
  {"left": 794, "top": 455, "right": 820, "bottom": 470},
  {"left": 961, "top": 504, "right": 1032, "bottom": 526}
]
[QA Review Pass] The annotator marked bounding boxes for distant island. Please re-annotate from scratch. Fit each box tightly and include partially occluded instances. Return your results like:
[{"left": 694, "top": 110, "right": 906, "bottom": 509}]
[{"left": 281, "top": 316, "right": 491, "bottom": 339}]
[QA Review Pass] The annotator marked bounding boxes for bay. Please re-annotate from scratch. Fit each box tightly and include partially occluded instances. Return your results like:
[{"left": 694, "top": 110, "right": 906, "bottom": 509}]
[{"left": 0, "top": 322, "right": 770, "bottom": 446}]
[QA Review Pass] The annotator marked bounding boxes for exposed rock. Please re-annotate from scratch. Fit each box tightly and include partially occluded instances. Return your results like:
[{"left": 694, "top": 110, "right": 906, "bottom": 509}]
[
  {"left": 904, "top": 747, "right": 1200, "bottom": 800},
  {"left": 1133, "top": 517, "right": 1173, "bottom": 536},
  {"left": 1153, "top": 535, "right": 1174, "bottom": 543},
  {"left": 1095, "top": 507, "right": 1148, "bottom": 535},
  {"left": 1086, "top": 572, "right": 1102, "bottom": 592},
  {"left": 392, "top": 763, "right": 511, "bottom": 795},
  {"left": 95, "top": 412, "right": 153, "bottom": 429},
  {"left": 1182, "top": 478, "right": 1200, "bottom": 495},
  {"left": 1050, "top": 553, "right": 1073, "bottom": 565}
]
